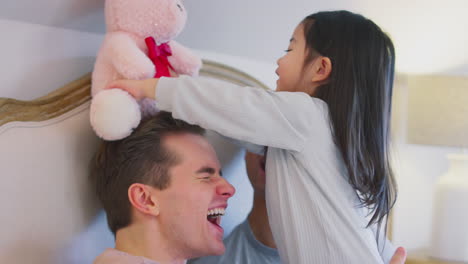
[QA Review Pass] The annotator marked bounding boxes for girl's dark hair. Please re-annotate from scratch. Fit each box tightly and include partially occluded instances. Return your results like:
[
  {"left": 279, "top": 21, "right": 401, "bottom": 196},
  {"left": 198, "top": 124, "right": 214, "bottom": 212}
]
[{"left": 302, "top": 11, "right": 397, "bottom": 232}]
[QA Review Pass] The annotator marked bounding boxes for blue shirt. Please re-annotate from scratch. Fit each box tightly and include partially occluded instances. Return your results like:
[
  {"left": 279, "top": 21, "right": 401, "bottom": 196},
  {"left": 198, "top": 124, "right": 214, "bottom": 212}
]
[{"left": 188, "top": 220, "right": 280, "bottom": 264}]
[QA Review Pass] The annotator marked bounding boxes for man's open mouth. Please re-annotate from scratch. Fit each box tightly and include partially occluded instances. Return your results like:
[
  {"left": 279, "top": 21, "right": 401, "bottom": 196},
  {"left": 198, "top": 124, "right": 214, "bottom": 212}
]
[{"left": 207, "top": 208, "right": 225, "bottom": 227}]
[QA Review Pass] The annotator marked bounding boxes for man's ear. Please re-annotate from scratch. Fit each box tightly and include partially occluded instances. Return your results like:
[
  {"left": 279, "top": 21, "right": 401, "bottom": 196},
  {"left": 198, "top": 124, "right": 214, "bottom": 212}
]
[
  {"left": 128, "top": 183, "right": 159, "bottom": 216},
  {"left": 311, "top": 56, "right": 332, "bottom": 83}
]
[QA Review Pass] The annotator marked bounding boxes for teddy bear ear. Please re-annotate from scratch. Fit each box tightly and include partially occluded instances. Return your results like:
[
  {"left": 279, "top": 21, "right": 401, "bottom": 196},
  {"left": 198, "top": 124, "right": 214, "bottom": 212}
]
[
  {"left": 104, "top": 0, "right": 119, "bottom": 31},
  {"left": 104, "top": 0, "right": 187, "bottom": 40}
]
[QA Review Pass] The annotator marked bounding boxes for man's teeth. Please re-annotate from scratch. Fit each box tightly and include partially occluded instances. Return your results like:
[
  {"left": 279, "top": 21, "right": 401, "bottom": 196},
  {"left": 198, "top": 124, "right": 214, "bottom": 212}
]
[{"left": 207, "top": 208, "right": 225, "bottom": 217}]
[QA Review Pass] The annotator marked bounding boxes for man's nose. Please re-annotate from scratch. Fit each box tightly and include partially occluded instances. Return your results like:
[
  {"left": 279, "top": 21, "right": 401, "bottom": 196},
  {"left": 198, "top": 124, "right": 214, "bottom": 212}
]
[{"left": 217, "top": 177, "right": 235, "bottom": 198}]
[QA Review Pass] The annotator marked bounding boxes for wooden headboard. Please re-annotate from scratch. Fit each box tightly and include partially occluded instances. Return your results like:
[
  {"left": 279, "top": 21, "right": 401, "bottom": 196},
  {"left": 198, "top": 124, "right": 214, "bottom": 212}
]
[{"left": 0, "top": 60, "right": 268, "bottom": 126}]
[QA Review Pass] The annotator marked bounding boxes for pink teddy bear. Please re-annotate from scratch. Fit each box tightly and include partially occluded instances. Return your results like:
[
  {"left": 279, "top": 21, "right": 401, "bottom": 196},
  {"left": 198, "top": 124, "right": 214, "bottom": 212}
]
[{"left": 90, "top": 0, "right": 202, "bottom": 140}]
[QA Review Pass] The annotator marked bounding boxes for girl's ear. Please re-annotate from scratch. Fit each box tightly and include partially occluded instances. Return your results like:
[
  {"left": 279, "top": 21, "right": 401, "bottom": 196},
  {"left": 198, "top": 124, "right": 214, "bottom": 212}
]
[
  {"left": 311, "top": 56, "right": 332, "bottom": 83},
  {"left": 128, "top": 183, "right": 159, "bottom": 216}
]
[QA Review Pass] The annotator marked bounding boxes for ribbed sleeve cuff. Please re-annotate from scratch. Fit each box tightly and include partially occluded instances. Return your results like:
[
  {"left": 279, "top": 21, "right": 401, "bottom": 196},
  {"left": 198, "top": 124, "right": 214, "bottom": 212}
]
[{"left": 155, "top": 76, "right": 179, "bottom": 112}]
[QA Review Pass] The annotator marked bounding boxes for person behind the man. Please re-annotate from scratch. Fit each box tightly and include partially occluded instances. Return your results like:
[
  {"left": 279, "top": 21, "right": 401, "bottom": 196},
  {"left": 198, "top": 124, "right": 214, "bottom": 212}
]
[
  {"left": 91, "top": 111, "right": 235, "bottom": 264},
  {"left": 188, "top": 151, "right": 279, "bottom": 264}
]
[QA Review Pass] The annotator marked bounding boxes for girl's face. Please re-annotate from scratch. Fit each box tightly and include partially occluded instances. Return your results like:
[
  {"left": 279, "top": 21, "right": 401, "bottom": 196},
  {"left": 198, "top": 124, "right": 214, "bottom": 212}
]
[{"left": 275, "top": 23, "right": 321, "bottom": 95}]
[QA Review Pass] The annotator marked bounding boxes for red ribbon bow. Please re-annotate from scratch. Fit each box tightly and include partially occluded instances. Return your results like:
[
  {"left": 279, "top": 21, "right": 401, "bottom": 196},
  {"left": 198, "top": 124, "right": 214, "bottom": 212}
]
[{"left": 145, "top": 36, "right": 175, "bottom": 78}]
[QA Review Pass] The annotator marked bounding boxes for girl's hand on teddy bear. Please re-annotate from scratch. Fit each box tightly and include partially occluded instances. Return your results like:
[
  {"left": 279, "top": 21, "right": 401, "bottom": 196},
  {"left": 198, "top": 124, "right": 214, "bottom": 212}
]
[
  {"left": 106, "top": 79, "right": 158, "bottom": 100},
  {"left": 389, "top": 247, "right": 407, "bottom": 264}
]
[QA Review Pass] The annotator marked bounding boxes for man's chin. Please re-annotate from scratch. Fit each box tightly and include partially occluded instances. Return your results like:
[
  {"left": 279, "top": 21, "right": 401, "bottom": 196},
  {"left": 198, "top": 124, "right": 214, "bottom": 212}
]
[
  {"left": 208, "top": 243, "right": 226, "bottom": 256},
  {"left": 191, "top": 244, "right": 225, "bottom": 259}
]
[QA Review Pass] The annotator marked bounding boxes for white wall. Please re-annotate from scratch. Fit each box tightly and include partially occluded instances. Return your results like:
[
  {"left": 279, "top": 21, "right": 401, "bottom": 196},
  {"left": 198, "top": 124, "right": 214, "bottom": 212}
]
[
  {"left": 0, "top": 0, "right": 104, "bottom": 34},
  {"left": 178, "top": 0, "right": 468, "bottom": 75},
  {"left": 0, "top": 17, "right": 106, "bottom": 264},
  {"left": 0, "top": 19, "right": 103, "bottom": 100}
]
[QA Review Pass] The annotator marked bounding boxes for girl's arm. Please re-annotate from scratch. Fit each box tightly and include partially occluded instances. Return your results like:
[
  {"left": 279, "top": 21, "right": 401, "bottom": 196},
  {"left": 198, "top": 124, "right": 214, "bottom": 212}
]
[{"left": 108, "top": 76, "right": 328, "bottom": 152}]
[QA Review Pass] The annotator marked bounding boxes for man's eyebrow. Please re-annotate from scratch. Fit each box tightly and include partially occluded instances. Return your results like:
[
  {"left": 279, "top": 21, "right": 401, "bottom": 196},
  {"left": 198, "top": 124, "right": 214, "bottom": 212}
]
[
  {"left": 196, "top": 166, "right": 223, "bottom": 177},
  {"left": 290, "top": 37, "right": 296, "bottom": 43}
]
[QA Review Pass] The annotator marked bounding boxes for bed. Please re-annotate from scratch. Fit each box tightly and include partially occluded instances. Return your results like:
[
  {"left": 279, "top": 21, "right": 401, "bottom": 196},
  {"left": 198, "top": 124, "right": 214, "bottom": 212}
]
[{"left": 0, "top": 54, "right": 272, "bottom": 264}]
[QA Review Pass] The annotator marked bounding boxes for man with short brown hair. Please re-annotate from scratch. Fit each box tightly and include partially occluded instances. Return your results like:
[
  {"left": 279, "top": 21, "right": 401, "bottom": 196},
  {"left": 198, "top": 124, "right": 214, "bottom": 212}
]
[{"left": 91, "top": 111, "right": 235, "bottom": 264}]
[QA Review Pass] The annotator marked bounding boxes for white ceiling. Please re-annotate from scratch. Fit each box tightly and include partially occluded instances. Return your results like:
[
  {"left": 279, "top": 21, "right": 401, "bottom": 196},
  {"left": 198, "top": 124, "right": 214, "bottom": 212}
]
[{"left": 1, "top": 0, "right": 467, "bottom": 75}]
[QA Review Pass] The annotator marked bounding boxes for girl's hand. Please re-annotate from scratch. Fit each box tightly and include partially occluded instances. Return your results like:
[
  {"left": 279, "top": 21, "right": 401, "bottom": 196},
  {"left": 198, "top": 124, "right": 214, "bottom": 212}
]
[
  {"left": 390, "top": 247, "right": 407, "bottom": 264},
  {"left": 106, "top": 78, "right": 158, "bottom": 100}
]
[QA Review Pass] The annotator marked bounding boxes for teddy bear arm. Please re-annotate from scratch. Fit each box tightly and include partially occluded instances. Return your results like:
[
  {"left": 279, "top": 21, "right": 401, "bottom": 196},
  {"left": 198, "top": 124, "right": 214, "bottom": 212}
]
[
  {"left": 168, "top": 40, "right": 202, "bottom": 76},
  {"left": 107, "top": 33, "right": 156, "bottom": 80}
]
